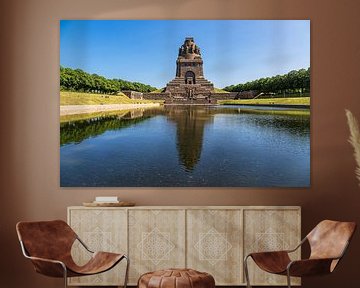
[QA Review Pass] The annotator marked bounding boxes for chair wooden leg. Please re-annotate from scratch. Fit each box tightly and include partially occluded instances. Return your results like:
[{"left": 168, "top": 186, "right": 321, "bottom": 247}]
[{"left": 244, "top": 255, "right": 252, "bottom": 288}]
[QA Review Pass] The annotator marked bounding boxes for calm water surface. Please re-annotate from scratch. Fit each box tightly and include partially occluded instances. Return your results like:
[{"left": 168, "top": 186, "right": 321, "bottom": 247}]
[{"left": 60, "top": 105, "right": 310, "bottom": 187}]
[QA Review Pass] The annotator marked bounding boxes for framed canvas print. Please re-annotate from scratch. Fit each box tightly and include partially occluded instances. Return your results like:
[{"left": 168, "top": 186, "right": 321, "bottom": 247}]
[{"left": 60, "top": 20, "right": 310, "bottom": 187}]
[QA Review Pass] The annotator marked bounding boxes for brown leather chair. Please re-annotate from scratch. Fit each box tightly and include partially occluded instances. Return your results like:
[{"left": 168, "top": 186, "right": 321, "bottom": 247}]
[
  {"left": 16, "top": 220, "right": 129, "bottom": 288},
  {"left": 244, "top": 220, "right": 356, "bottom": 288}
]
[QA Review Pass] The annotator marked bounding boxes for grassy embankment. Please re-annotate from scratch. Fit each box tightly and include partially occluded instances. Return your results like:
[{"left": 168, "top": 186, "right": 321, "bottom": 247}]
[
  {"left": 218, "top": 97, "right": 310, "bottom": 107},
  {"left": 60, "top": 110, "right": 133, "bottom": 123},
  {"left": 60, "top": 91, "right": 164, "bottom": 105},
  {"left": 150, "top": 88, "right": 165, "bottom": 93},
  {"left": 239, "top": 108, "right": 310, "bottom": 117},
  {"left": 213, "top": 87, "right": 229, "bottom": 93}
]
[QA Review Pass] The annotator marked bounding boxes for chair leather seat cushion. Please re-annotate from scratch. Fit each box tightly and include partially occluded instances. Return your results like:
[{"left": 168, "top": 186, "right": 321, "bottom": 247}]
[
  {"left": 250, "top": 251, "right": 291, "bottom": 274},
  {"left": 67, "top": 252, "right": 124, "bottom": 276},
  {"left": 138, "top": 268, "right": 215, "bottom": 288}
]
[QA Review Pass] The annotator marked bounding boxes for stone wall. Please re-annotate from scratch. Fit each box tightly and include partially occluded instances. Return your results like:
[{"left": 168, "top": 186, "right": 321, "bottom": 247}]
[
  {"left": 143, "top": 92, "right": 238, "bottom": 102},
  {"left": 143, "top": 92, "right": 171, "bottom": 100},
  {"left": 122, "top": 90, "right": 144, "bottom": 100},
  {"left": 142, "top": 91, "right": 256, "bottom": 101}
]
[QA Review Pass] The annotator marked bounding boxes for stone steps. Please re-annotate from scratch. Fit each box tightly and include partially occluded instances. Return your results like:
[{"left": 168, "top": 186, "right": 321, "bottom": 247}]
[
  {"left": 165, "top": 76, "right": 215, "bottom": 96},
  {"left": 167, "top": 78, "right": 214, "bottom": 86},
  {"left": 164, "top": 98, "right": 216, "bottom": 104}
]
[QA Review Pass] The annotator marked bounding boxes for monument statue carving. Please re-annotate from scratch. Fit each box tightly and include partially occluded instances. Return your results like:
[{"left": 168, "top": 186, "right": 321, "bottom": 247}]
[
  {"left": 166, "top": 37, "right": 214, "bottom": 101},
  {"left": 178, "top": 37, "right": 201, "bottom": 59}
]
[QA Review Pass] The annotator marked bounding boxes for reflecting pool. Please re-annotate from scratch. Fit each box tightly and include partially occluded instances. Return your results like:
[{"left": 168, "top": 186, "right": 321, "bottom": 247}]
[{"left": 60, "top": 105, "right": 310, "bottom": 187}]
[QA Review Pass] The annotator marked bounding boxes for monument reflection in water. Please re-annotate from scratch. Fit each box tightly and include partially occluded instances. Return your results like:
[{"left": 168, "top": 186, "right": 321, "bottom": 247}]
[
  {"left": 60, "top": 105, "right": 310, "bottom": 187},
  {"left": 167, "top": 106, "right": 212, "bottom": 171}
]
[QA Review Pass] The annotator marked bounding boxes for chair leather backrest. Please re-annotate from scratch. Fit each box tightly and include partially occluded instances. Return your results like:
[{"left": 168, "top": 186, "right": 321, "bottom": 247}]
[
  {"left": 16, "top": 220, "right": 77, "bottom": 261},
  {"left": 307, "top": 220, "right": 356, "bottom": 260}
]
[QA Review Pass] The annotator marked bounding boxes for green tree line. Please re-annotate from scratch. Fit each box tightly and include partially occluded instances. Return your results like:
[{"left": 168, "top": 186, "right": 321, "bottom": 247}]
[
  {"left": 223, "top": 68, "right": 310, "bottom": 95},
  {"left": 60, "top": 67, "right": 157, "bottom": 94}
]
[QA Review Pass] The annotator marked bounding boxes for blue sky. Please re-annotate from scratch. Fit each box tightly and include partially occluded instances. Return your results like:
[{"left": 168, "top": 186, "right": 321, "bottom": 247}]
[{"left": 60, "top": 20, "right": 310, "bottom": 88}]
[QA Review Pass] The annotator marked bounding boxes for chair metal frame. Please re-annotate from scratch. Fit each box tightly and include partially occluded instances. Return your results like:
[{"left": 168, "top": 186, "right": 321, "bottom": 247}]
[
  {"left": 244, "top": 236, "right": 351, "bottom": 288},
  {"left": 18, "top": 232, "right": 129, "bottom": 288}
]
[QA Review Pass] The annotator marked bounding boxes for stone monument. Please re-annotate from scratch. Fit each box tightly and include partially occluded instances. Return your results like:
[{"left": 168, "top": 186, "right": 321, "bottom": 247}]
[{"left": 165, "top": 37, "right": 214, "bottom": 101}]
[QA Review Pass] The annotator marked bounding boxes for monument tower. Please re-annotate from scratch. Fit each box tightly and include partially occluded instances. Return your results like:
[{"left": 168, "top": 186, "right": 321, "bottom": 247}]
[{"left": 165, "top": 37, "right": 214, "bottom": 100}]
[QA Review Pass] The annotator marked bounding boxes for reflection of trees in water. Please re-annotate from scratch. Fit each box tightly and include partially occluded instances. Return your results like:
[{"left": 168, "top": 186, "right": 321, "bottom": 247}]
[
  {"left": 253, "top": 116, "right": 309, "bottom": 135},
  {"left": 60, "top": 108, "right": 163, "bottom": 145},
  {"left": 60, "top": 115, "right": 151, "bottom": 145},
  {"left": 61, "top": 105, "right": 310, "bottom": 172},
  {"left": 238, "top": 110, "right": 310, "bottom": 136}
]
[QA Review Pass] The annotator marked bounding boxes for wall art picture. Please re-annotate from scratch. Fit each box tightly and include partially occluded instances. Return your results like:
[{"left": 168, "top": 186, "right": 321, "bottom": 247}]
[{"left": 60, "top": 20, "right": 310, "bottom": 187}]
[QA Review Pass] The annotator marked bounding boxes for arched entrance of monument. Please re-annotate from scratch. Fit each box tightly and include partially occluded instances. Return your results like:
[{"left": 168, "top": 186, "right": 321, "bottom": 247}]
[{"left": 185, "top": 71, "right": 196, "bottom": 84}]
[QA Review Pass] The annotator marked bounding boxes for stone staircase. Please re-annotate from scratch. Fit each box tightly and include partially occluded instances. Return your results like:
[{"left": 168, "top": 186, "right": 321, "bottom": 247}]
[
  {"left": 166, "top": 77, "right": 214, "bottom": 95},
  {"left": 164, "top": 98, "right": 216, "bottom": 105}
]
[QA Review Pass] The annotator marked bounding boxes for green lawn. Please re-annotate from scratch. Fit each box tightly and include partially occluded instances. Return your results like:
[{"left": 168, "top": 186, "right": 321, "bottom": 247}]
[
  {"left": 213, "top": 87, "right": 230, "bottom": 93},
  {"left": 218, "top": 97, "right": 310, "bottom": 106},
  {"left": 60, "top": 91, "right": 164, "bottom": 105},
  {"left": 238, "top": 108, "right": 310, "bottom": 117},
  {"left": 150, "top": 88, "right": 166, "bottom": 93}
]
